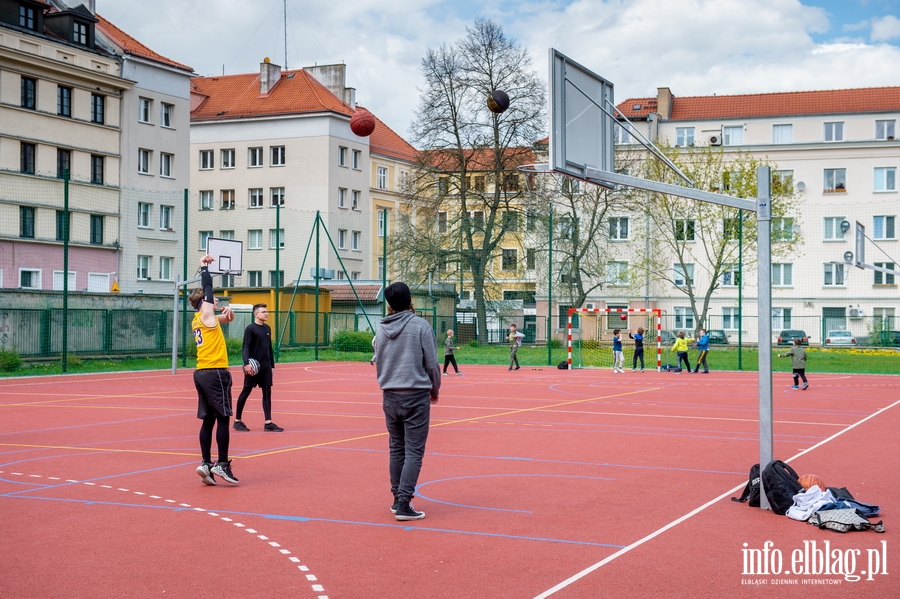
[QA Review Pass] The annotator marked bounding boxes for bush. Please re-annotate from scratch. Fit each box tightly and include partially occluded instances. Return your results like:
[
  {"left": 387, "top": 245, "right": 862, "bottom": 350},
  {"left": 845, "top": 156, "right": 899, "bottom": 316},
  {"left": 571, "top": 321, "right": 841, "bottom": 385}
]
[
  {"left": 548, "top": 338, "right": 562, "bottom": 349},
  {"left": 332, "top": 330, "right": 375, "bottom": 353},
  {"left": 0, "top": 349, "right": 23, "bottom": 372},
  {"left": 64, "top": 354, "right": 83, "bottom": 369},
  {"left": 467, "top": 339, "right": 480, "bottom": 348}
]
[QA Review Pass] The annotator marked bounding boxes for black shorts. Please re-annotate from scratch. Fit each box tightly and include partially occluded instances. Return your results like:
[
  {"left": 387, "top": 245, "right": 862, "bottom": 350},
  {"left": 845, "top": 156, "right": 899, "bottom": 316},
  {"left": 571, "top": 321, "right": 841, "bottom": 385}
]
[
  {"left": 243, "top": 367, "right": 273, "bottom": 388},
  {"left": 194, "top": 368, "right": 233, "bottom": 419}
]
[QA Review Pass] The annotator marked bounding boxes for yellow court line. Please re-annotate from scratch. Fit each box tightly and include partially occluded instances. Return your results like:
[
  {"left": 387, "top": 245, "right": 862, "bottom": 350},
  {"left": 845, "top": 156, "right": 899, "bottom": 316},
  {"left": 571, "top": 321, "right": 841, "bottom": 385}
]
[
  {"left": 0, "top": 442, "right": 196, "bottom": 457},
  {"left": 247, "top": 387, "right": 659, "bottom": 459}
]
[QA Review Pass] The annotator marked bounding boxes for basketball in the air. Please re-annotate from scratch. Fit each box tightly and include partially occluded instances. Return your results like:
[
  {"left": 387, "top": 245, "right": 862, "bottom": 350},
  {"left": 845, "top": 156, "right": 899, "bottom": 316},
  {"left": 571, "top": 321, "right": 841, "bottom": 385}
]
[
  {"left": 798, "top": 474, "right": 825, "bottom": 492},
  {"left": 350, "top": 110, "right": 376, "bottom": 137},
  {"left": 620, "top": 313, "right": 628, "bottom": 321},
  {"left": 487, "top": 90, "right": 510, "bottom": 114}
]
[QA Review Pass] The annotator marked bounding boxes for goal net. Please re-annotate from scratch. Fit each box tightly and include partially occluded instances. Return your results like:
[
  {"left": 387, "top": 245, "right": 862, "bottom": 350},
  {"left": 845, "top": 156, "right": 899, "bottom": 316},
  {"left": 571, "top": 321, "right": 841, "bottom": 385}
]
[{"left": 567, "top": 308, "right": 662, "bottom": 371}]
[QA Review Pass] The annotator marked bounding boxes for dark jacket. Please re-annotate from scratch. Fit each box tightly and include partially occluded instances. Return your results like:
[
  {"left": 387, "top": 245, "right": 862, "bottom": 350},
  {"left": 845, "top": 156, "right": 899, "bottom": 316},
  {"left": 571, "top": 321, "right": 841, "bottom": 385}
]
[{"left": 375, "top": 311, "right": 441, "bottom": 395}]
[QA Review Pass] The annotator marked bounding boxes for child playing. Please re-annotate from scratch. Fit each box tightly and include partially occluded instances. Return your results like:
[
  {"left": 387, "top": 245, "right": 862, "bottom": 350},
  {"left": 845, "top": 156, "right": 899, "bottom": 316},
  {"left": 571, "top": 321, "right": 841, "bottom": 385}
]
[
  {"left": 443, "top": 330, "right": 462, "bottom": 375},
  {"left": 369, "top": 335, "right": 377, "bottom": 365},
  {"left": 612, "top": 329, "right": 624, "bottom": 373},
  {"left": 778, "top": 338, "right": 809, "bottom": 389},
  {"left": 629, "top": 327, "right": 645, "bottom": 372},
  {"left": 693, "top": 329, "right": 710, "bottom": 373},
  {"left": 671, "top": 330, "right": 694, "bottom": 373},
  {"left": 508, "top": 324, "right": 525, "bottom": 371}
]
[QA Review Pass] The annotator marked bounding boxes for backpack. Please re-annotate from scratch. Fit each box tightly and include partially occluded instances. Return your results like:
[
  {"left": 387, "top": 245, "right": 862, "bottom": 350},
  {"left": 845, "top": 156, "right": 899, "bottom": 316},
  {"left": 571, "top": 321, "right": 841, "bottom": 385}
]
[
  {"left": 761, "top": 460, "right": 803, "bottom": 515},
  {"left": 731, "top": 463, "right": 761, "bottom": 507},
  {"left": 557, "top": 361, "right": 569, "bottom": 370}
]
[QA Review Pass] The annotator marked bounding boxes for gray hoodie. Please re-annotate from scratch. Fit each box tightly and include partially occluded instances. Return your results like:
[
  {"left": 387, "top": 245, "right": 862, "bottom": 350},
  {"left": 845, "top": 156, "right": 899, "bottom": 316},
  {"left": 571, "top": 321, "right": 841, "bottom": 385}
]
[{"left": 374, "top": 310, "right": 441, "bottom": 396}]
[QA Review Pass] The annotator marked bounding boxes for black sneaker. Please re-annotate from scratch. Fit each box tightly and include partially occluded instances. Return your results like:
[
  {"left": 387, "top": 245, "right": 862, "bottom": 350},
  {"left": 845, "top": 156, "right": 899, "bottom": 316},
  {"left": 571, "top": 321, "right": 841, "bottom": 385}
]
[
  {"left": 196, "top": 462, "right": 216, "bottom": 486},
  {"left": 233, "top": 421, "right": 250, "bottom": 432},
  {"left": 264, "top": 422, "right": 284, "bottom": 432},
  {"left": 394, "top": 501, "right": 425, "bottom": 521},
  {"left": 210, "top": 460, "right": 239, "bottom": 484},
  {"left": 390, "top": 496, "right": 399, "bottom": 514}
]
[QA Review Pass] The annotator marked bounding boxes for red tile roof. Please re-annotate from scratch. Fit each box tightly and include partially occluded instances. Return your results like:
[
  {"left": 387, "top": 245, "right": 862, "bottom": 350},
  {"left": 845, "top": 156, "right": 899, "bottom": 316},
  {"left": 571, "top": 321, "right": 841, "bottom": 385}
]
[
  {"left": 190, "top": 69, "right": 355, "bottom": 121},
  {"left": 362, "top": 108, "right": 417, "bottom": 163},
  {"left": 421, "top": 146, "right": 537, "bottom": 172},
  {"left": 320, "top": 284, "right": 382, "bottom": 303},
  {"left": 95, "top": 14, "right": 193, "bottom": 73},
  {"left": 617, "top": 87, "right": 900, "bottom": 121}
]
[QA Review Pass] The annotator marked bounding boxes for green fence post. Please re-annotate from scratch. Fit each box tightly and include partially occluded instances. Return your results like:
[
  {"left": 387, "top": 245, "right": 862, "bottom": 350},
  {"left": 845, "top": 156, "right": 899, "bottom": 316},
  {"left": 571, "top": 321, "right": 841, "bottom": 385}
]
[
  {"left": 182, "top": 189, "right": 189, "bottom": 367},
  {"left": 62, "top": 170, "right": 70, "bottom": 372}
]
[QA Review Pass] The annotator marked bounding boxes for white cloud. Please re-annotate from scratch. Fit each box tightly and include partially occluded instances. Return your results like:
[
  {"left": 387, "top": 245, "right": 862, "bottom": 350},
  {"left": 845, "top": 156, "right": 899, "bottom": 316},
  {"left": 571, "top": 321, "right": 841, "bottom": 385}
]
[{"left": 870, "top": 15, "right": 900, "bottom": 41}]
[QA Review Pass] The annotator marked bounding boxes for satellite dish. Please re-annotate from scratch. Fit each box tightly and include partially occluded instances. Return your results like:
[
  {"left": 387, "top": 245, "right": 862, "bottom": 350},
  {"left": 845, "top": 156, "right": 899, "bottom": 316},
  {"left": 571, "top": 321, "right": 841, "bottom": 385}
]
[{"left": 796, "top": 181, "right": 806, "bottom": 192}]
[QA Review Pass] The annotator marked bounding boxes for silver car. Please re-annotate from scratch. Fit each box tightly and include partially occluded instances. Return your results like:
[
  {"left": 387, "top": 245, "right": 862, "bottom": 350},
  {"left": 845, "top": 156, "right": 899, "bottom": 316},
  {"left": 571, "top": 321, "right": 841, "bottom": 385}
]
[{"left": 824, "top": 330, "right": 857, "bottom": 347}]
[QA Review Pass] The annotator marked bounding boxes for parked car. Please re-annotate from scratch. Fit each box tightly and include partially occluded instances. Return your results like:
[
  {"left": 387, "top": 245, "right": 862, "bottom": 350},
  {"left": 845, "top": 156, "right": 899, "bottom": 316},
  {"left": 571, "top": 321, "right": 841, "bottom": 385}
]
[
  {"left": 776, "top": 330, "right": 809, "bottom": 345},
  {"left": 868, "top": 330, "right": 900, "bottom": 347},
  {"left": 706, "top": 329, "right": 729, "bottom": 345},
  {"left": 824, "top": 330, "right": 857, "bottom": 347}
]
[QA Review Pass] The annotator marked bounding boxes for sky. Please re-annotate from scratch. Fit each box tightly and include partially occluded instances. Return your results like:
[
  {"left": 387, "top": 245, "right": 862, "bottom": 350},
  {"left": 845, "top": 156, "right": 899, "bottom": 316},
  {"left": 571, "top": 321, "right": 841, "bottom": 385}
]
[{"left": 95, "top": 0, "right": 900, "bottom": 141}]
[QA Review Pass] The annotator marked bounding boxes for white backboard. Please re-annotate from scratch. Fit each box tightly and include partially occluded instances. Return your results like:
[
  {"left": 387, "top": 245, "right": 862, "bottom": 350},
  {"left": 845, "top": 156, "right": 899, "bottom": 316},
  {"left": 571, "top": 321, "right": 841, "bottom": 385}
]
[{"left": 206, "top": 237, "right": 243, "bottom": 276}]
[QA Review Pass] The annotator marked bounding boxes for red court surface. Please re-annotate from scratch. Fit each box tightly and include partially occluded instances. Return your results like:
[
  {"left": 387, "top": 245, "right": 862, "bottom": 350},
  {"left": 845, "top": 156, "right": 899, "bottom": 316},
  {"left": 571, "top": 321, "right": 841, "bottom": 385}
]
[{"left": 1, "top": 363, "right": 897, "bottom": 598}]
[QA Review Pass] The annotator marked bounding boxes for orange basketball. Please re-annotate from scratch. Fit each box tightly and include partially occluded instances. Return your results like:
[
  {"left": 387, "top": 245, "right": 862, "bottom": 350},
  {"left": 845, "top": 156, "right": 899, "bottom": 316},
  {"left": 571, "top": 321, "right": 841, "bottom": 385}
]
[
  {"left": 350, "top": 110, "right": 376, "bottom": 137},
  {"left": 798, "top": 474, "right": 825, "bottom": 492}
]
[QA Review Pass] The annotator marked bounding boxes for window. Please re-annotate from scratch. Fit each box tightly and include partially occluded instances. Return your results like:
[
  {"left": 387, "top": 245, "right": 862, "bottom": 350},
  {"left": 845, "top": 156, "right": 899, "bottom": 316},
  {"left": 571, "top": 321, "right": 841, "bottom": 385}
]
[
  {"left": 377, "top": 166, "right": 388, "bottom": 190},
  {"left": 19, "top": 5, "right": 35, "bottom": 29},
  {"left": 56, "top": 211, "right": 70, "bottom": 241},
  {"left": 269, "top": 229, "right": 284, "bottom": 249},
  {"left": 269, "top": 271, "right": 284, "bottom": 286},
  {"left": 57, "top": 149, "right": 71, "bottom": 179},
  {"left": 468, "top": 210, "right": 485, "bottom": 232},
  {"left": 674, "top": 263, "right": 694, "bottom": 286},
  {"left": 338, "top": 188, "right": 347, "bottom": 208},
  {"left": 502, "top": 211, "right": 519, "bottom": 232},
  {"left": 772, "top": 308, "right": 791, "bottom": 330},
  {"left": 338, "top": 146, "right": 347, "bottom": 166},
  {"left": 161, "top": 103, "right": 173, "bottom": 128},
  {"left": 823, "top": 168, "right": 846, "bottom": 193},
  {"left": 248, "top": 230, "right": 262, "bottom": 250},
  {"left": 721, "top": 263, "right": 740, "bottom": 287},
  {"left": 824, "top": 263, "right": 844, "bottom": 286},
  {"left": 20, "top": 206, "right": 35, "bottom": 238},
  {"left": 473, "top": 175, "right": 486, "bottom": 193},
  {"left": 379, "top": 210, "right": 388, "bottom": 237},
  {"left": 876, "top": 120, "right": 896, "bottom": 140},
  {"left": 351, "top": 271, "right": 361, "bottom": 280},
  {"left": 559, "top": 305, "right": 579, "bottom": 329},
  {"left": 91, "top": 155, "right": 104, "bottom": 184},
  {"left": 674, "top": 307, "right": 694, "bottom": 330},
  {"left": 20, "top": 142, "right": 35, "bottom": 174},
  {"left": 271, "top": 187, "right": 284, "bottom": 207},
  {"left": 675, "top": 127, "right": 694, "bottom": 147},
  {"left": 609, "top": 217, "right": 629, "bottom": 240},
  {"left": 138, "top": 149, "right": 151, "bottom": 174},
  {"left": 138, "top": 203, "right": 151, "bottom": 228},
  {"left": 352, "top": 149, "right": 361, "bottom": 169},
  {"left": 874, "top": 263, "right": 895, "bottom": 286},
  {"left": 824, "top": 122, "right": 843, "bottom": 142},
  {"left": 58, "top": 86, "right": 72, "bottom": 117},
  {"left": 377, "top": 257, "right": 385, "bottom": 279},
  {"left": 874, "top": 167, "right": 896, "bottom": 192},
  {"left": 21, "top": 77, "right": 36, "bottom": 109},
  {"left": 159, "top": 257, "right": 173, "bottom": 281},
  {"left": 200, "top": 150, "right": 214, "bottom": 170},
  {"left": 91, "top": 94, "right": 104, "bottom": 124},
  {"left": 497, "top": 249, "right": 516, "bottom": 271},
  {"left": 352, "top": 190, "right": 360, "bottom": 210},
  {"left": 723, "top": 307, "right": 741, "bottom": 330},
  {"left": 526, "top": 210, "right": 538, "bottom": 231},
  {"left": 873, "top": 216, "right": 896, "bottom": 240},
  {"left": 772, "top": 217, "right": 795, "bottom": 241},
  {"left": 351, "top": 230, "right": 361, "bottom": 251},
  {"left": 249, "top": 188, "right": 264, "bottom": 208},
  {"left": 139, "top": 98, "right": 152, "bottom": 123},
  {"left": 675, "top": 219, "right": 695, "bottom": 241},
  {"left": 614, "top": 122, "right": 633, "bottom": 144},
  {"left": 502, "top": 174, "right": 519, "bottom": 192},
  {"left": 437, "top": 211, "right": 447, "bottom": 234},
  {"left": 338, "top": 229, "right": 347, "bottom": 249},
  {"left": 772, "top": 263, "right": 793, "bottom": 286},
  {"left": 137, "top": 255, "right": 150, "bottom": 280},
  {"left": 723, "top": 126, "right": 743, "bottom": 145},
  {"left": 526, "top": 249, "right": 536, "bottom": 270},
  {"left": 248, "top": 147, "right": 263, "bottom": 167},
  {"left": 90, "top": 215, "right": 103, "bottom": 245},
  {"left": 220, "top": 189, "right": 235, "bottom": 210},
  {"left": 20, "top": 269, "right": 41, "bottom": 289},
  {"left": 159, "top": 153, "right": 173, "bottom": 178},
  {"left": 248, "top": 271, "right": 262, "bottom": 287},
  {"left": 199, "top": 231, "right": 213, "bottom": 251},
  {"left": 200, "top": 191, "right": 213, "bottom": 210},
  {"left": 159, "top": 205, "right": 173, "bottom": 230},
  {"left": 72, "top": 21, "right": 87, "bottom": 45},
  {"left": 271, "top": 146, "right": 285, "bottom": 166},
  {"left": 52, "top": 270, "right": 76, "bottom": 291},
  {"left": 773, "top": 170, "right": 793, "bottom": 194},
  {"left": 772, "top": 124, "right": 792, "bottom": 144},
  {"left": 823, "top": 217, "right": 846, "bottom": 241},
  {"left": 219, "top": 230, "right": 234, "bottom": 240},
  {"left": 221, "top": 149, "right": 235, "bottom": 169},
  {"left": 606, "top": 261, "right": 628, "bottom": 286}
]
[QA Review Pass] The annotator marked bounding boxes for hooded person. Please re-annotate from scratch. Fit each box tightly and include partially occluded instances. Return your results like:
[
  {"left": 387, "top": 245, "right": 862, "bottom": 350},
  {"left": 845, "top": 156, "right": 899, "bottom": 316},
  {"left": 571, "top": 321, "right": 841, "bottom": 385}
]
[{"left": 374, "top": 282, "right": 441, "bottom": 521}]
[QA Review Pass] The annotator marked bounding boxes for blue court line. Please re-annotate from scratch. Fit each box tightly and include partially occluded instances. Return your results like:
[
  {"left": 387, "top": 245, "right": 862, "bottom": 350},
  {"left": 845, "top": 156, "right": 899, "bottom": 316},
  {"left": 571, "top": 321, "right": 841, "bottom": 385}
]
[{"left": 0, "top": 494, "right": 625, "bottom": 548}]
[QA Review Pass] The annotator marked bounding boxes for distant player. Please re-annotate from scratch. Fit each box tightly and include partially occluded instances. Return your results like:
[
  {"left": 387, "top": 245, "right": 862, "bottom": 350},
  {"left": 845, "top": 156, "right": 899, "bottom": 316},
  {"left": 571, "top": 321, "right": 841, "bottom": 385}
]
[
  {"left": 442, "top": 329, "right": 461, "bottom": 375},
  {"left": 190, "top": 254, "right": 239, "bottom": 485},
  {"left": 693, "top": 329, "right": 710, "bottom": 373},
  {"left": 629, "top": 327, "right": 645, "bottom": 372},
  {"left": 778, "top": 338, "right": 809, "bottom": 390},
  {"left": 233, "top": 303, "right": 283, "bottom": 432},
  {"left": 508, "top": 324, "right": 524, "bottom": 371},
  {"left": 671, "top": 330, "right": 694, "bottom": 374},
  {"left": 612, "top": 329, "right": 624, "bottom": 373}
]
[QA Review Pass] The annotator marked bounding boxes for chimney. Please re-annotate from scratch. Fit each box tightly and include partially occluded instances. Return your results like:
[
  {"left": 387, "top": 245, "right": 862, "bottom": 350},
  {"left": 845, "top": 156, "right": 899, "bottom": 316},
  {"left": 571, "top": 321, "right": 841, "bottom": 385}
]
[
  {"left": 656, "top": 87, "right": 672, "bottom": 120},
  {"left": 88, "top": 0, "right": 96, "bottom": 14},
  {"left": 304, "top": 63, "right": 356, "bottom": 107},
  {"left": 260, "top": 58, "right": 282, "bottom": 96}
]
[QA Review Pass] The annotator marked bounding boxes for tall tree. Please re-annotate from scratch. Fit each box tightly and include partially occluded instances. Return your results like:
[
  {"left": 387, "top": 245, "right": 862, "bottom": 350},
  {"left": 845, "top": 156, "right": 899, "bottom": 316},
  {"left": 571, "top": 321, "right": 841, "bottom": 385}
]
[{"left": 399, "top": 19, "right": 546, "bottom": 341}]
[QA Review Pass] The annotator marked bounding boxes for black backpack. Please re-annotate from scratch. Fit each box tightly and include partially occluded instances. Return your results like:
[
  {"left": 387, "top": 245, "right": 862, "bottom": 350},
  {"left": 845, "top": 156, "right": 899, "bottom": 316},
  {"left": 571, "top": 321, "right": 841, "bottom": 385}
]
[
  {"left": 761, "top": 460, "right": 803, "bottom": 515},
  {"left": 731, "top": 463, "right": 761, "bottom": 507},
  {"left": 557, "top": 361, "right": 569, "bottom": 370}
]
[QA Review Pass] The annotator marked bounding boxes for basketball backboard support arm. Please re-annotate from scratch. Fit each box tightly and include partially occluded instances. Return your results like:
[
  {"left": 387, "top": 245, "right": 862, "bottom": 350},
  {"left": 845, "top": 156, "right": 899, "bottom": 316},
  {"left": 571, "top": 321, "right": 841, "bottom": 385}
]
[{"left": 842, "top": 221, "right": 900, "bottom": 276}]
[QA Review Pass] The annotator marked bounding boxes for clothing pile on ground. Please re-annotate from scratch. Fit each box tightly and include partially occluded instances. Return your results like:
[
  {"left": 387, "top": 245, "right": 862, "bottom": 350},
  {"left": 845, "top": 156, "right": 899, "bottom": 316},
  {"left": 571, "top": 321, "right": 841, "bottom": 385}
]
[{"left": 786, "top": 483, "right": 885, "bottom": 533}]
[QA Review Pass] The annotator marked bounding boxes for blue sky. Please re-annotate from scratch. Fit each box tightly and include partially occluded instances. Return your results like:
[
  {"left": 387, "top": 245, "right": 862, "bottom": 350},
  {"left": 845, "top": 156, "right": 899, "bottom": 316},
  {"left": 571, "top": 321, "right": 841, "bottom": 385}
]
[{"left": 98, "top": 0, "right": 900, "bottom": 138}]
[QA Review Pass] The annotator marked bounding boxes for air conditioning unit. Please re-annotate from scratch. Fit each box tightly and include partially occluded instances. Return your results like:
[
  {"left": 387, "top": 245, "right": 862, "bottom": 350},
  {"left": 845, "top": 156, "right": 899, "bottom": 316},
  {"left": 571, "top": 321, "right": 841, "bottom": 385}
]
[
  {"left": 708, "top": 134, "right": 722, "bottom": 146},
  {"left": 849, "top": 307, "right": 864, "bottom": 318},
  {"left": 584, "top": 302, "right": 596, "bottom": 310}
]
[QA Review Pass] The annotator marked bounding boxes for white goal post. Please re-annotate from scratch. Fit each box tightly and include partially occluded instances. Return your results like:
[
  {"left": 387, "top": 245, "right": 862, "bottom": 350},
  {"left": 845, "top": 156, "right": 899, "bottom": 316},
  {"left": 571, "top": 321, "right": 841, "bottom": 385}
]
[{"left": 566, "top": 307, "right": 663, "bottom": 370}]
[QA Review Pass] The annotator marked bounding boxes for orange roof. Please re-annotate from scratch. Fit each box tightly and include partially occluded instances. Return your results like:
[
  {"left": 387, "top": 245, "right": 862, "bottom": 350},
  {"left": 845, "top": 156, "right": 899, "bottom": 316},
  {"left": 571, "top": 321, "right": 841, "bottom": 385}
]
[
  {"left": 617, "top": 87, "right": 900, "bottom": 121},
  {"left": 191, "top": 69, "right": 355, "bottom": 121},
  {"left": 362, "top": 108, "right": 418, "bottom": 163},
  {"left": 319, "top": 284, "right": 382, "bottom": 303},
  {"left": 422, "top": 146, "right": 537, "bottom": 172},
  {"left": 95, "top": 14, "right": 192, "bottom": 73}
]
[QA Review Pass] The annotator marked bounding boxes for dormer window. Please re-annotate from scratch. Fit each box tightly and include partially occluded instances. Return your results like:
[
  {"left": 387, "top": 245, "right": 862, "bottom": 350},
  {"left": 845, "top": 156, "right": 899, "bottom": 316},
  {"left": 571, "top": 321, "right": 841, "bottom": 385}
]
[
  {"left": 73, "top": 21, "right": 87, "bottom": 44},
  {"left": 19, "top": 6, "right": 36, "bottom": 30}
]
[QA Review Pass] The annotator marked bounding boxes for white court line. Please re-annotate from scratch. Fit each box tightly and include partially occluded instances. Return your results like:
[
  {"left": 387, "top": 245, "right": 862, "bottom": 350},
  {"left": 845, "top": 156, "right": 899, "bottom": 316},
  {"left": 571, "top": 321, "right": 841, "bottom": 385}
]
[{"left": 534, "top": 398, "right": 900, "bottom": 598}]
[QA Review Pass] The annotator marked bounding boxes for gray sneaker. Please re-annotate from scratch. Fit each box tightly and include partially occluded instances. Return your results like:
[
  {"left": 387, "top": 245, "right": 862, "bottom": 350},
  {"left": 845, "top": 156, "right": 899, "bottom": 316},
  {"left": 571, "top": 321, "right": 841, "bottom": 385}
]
[
  {"left": 196, "top": 462, "right": 216, "bottom": 486},
  {"left": 210, "top": 460, "right": 239, "bottom": 484}
]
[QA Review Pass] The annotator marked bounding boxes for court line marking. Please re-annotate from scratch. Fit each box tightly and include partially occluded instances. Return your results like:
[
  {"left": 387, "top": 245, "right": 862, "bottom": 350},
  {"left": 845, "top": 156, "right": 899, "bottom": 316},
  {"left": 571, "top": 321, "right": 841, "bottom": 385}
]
[{"left": 533, "top": 397, "right": 900, "bottom": 598}]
